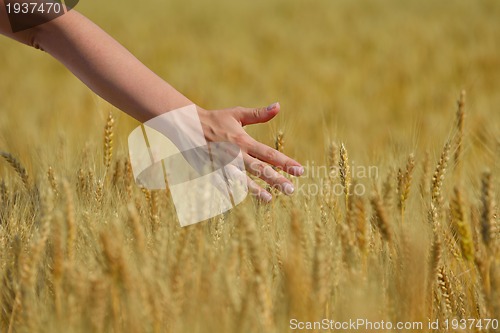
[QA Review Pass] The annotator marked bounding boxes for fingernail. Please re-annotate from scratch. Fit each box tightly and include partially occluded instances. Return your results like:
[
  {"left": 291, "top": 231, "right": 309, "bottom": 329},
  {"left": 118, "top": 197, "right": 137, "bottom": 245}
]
[
  {"left": 289, "top": 166, "right": 304, "bottom": 176},
  {"left": 283, "top": 182, "right": 295, "bottom": 195},
  {"left": 266, "top": 102, "right": 279, "bottom": 111},
  {"left": 260, "top": 191, "right": 273, "bottom": 203}
]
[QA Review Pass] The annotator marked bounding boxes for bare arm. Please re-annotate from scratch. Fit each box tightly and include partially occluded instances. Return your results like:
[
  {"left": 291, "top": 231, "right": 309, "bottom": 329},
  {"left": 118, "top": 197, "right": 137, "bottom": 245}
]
[
  {"left": 1, "top": 2, "right": 191, "bottom": 122},
  {"left": 0, "top": 1, "right": 303, "bottom": 200}
]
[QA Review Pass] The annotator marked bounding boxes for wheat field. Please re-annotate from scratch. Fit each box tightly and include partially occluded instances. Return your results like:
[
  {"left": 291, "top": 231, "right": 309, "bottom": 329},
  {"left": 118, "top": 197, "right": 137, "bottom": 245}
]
[{"left": 0, "top": 0, "right": 499, "bottom": 332}]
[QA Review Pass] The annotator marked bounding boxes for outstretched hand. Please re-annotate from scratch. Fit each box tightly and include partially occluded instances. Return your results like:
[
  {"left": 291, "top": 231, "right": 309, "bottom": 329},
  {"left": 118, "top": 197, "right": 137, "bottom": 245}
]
[
  {"left": 0, "top": 7, "right": 304, "bottom": 203},
  {"left": 197, "top": 103, "right": 304, "bottom": 202}
]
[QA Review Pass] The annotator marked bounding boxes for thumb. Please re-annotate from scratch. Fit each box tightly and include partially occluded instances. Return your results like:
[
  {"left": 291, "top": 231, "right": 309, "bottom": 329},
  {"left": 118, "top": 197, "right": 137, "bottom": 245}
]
[{"left": 238, "top": 102, "right": 280, "bottom": 126}]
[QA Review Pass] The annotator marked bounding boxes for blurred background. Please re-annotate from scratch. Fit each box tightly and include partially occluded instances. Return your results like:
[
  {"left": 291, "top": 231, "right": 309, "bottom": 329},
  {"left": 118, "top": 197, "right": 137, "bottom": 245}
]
[{"left": 0, "top": 0, "right": 499, "bottom": 173}]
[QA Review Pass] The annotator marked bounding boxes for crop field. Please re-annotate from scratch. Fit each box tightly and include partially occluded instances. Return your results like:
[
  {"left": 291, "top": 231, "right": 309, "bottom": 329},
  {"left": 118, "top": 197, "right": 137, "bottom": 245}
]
[{"left": 0, "top": 0, "right": 499, "bottom": 332}]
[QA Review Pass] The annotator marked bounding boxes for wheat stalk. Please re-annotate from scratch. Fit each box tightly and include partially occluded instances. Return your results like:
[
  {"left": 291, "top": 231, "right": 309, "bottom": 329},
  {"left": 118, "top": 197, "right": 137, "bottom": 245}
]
[
  {"left": 12, "top": 210, "right": 51, "bottom": 332},
  {"left": 382, "top": 168, "right": 396, "bottom": 211},
  {"left": 95, "top": 180, "right": 104, "bottom": 206},
  {"left": 480, "top": 171, "right": 495, "bottom": 252},
  {"left": 0, "top": 152, "right": 30, "bottom": 190},
  {"left": 275, "top": 130, "right": 284, "bottom": 153},
  {"left": 370, "top": 191, "right": 392, "bottom": 243},
  {"left": 450, "top": 186, "right": 474, "bottom": 261},
  {"left": 112, "top": 159, "right": 123, "bottom": 188},
  {"left": 339, "top": 143, "right": 351, "bottom": 207},
  {"left": 431, "top": 142, "right": 451, "bottom": 214},
  {"left": 149, "top": 190, "right": 160, "bottom": 232},
  {"left": 0, "top": 180, "right": 8, "bottom": 206},
  {"left": 127, "top": 203, "right": 145, "bottom": 254},
  {"left": 428, "top": 218, "right": 442, "bottom": 284},
  {"left": 241, "top": 213, "right": 273, "bottom": 331},
  {"left": 419, "top": 151, "right": 431, "bottom": 199},
  {"left": 63, "top": 180, "right": 76, "bottom": 263},
  {"left": 47, "top": 166, "right": 59, "bottom": 196},
  {"left": 398, "top": 153, "right": 415, "bottom": 223},
  {"left": 313, "top": 207, "right": 329, "bottom": 308},
  {"left": 51, "top": 212, "right": 64, "bottom": 318},
  {"left": 77, "top": 168, "right": 86, "bottom": 195},
  {"left": 103, "top": 112, "right": 115, "bottom": 170},
  {"left": 352, "top": 195, "right": 367, "bottom": 255},
  {"left": 327, "top": 141, "right": 339, "bottom": 177},
  {"left": 437, "top": 266, "right": 455, "bottom": 315},
  {"left": 454, "top": 90, "right": 466, "bottom": 171},
  {"left": 124, "top": 158, "right": 134, "bottom": 199}
]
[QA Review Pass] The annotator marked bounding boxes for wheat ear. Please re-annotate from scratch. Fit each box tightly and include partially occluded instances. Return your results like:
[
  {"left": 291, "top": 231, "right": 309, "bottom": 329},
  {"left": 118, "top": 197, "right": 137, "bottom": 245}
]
[
  {"left": 103, "top": 112, "right": 115, "bottom": 170},
  {"left": 327, "top": 141, "right": 338, "bottom": 177},
  {"left": 454, "top": 90, "right": 466, "bottom": 172},
  {"left": 339, "top": 143, "right": 351, "bottom": 207},
  {"left": 0, "top": 152, "right": 30, "bottom": 190},
  {"left": 370, "top": 191, "right": 392, "bottom": 243},
  {"left": 47, "top": 166, "right": 59, "bottom": 196},
  {"left": 398, "top": 153, "right": 415, "bottom": 223},
  {"left": 431, "top": 142, "right": 451, "bottom": 213},
  {"left": 480, "top": 172, "right": 495, "bottom": 252},
  {"left": 275, "top": 130, "right": 284, "bottom": 153},
  {"left": 450, "top": 186, "right": 474, "bottom": 261}
]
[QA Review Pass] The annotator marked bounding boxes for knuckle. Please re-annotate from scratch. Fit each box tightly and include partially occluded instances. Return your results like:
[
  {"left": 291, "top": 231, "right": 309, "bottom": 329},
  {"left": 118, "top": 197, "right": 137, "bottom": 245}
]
[
  {"left": 234, "top": 107, "right": 246, "bottom": 122},
  {"left": 252, "top": 108, "right": 261, "bottom": 119},
  {"left": 234, "top": 106, "right": 245, "bottom": 114},
  {"left": 256, "top": 163, "right": 266, "bottom": 175},
  {"left": 248, "top": 162, "right": 264, "bottom": 176},
  {"left": 265, "top": 148, "right": 278, "bottom": 162},
  {"left": 260, "top": 165, "right": 275, "bottom": 179},
  {"left": 232, "top": 133, "right": 249, "bottom": 148}
]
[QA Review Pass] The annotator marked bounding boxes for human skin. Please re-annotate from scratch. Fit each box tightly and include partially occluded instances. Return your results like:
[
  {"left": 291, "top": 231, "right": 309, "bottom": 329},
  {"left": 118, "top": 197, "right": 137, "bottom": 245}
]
[{"left": 0, "top": 0, "right": 304, "bottom": 202}]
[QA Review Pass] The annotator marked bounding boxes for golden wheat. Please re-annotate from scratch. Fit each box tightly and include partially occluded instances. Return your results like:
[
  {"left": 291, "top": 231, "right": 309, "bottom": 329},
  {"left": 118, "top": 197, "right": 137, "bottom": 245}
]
[
  {"left": 1, "top": 1, "right": 500, "bottom": 331},
  {"left": 103, "top": 112, "right": 115, "bottom": 171}
]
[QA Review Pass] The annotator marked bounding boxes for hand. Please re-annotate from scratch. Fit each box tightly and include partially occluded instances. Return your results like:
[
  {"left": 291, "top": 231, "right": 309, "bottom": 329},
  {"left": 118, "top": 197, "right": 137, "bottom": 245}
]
[{"left": 197, "top": 102, "right": 304, "bottom": 202}]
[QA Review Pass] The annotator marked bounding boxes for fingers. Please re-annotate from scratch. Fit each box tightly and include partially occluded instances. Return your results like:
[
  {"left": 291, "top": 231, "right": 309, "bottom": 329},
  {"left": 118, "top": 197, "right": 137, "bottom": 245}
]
[
  {"left": 232, "top": 103, "right": 304, "bottom": 176},
  {"left": 237, "top": 102, "right": 280, "bottom": 126},
  {"left": 245, "top": 137, "right": 304, "bottom": 177},
  {"left": 244, "top": 155, "right": 295, "bottom": 195},
  {"left": 219, "top": 164, "right": 274, "bottom": 203},
  {"left": 228, "top": 103, "right": 303, "bottom": 196},
  {"left": 246, "top": 175, "right": 273, "bottom": 203}
]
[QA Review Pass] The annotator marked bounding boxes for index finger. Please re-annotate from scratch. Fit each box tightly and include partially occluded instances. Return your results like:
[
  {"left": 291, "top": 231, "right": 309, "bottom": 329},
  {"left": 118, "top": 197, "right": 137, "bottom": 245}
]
[{"left": 246, "top": 138, "right": 304, "bottom": 176}]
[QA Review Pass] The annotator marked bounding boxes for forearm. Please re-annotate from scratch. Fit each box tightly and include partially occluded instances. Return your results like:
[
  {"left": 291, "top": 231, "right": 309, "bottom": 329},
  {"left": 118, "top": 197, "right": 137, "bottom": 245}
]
[
  {"left": 42, "top": 11, "right": 194, "bottom": 121},
  {"left": 1, "top": 5, "right": 193, "bottom": 122}
]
